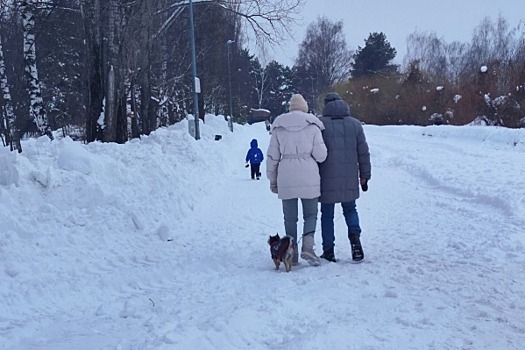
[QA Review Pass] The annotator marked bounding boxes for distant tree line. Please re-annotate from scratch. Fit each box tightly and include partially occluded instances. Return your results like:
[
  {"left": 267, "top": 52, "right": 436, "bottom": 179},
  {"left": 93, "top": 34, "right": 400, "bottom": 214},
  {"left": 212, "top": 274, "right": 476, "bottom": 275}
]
[
  {"left": 333, "top": 16, "right": 525, "bottom": 129},
  {"left": 1, "top": 1, "right": 524, "bottom": 152},
  {"left": 249, "top": 14, "right": 525, "bottom": 130}
]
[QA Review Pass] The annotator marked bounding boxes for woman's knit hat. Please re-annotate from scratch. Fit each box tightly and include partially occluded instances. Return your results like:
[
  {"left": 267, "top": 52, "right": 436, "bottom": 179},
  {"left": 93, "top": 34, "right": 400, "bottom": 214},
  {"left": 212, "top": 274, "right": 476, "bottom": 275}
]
[{"left": 289, "top": 94, "right": 308, "bottom": 113}]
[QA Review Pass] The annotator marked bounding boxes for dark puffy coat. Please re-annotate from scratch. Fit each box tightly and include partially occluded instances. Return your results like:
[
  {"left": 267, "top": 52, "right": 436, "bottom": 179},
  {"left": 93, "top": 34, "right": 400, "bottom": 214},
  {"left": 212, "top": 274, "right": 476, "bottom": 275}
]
[{"left": 318, "top": 100, "right": 371, "bottom": 203}]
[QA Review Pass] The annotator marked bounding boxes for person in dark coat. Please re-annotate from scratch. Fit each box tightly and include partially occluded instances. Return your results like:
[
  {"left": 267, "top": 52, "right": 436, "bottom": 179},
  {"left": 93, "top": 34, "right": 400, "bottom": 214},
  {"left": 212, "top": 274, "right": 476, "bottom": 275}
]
[
  {"left": 245, "top": 138, "right": 264, "bottom": 180},
  {"left": 318, "top": 93, "right": 371, "bottom": 263}
]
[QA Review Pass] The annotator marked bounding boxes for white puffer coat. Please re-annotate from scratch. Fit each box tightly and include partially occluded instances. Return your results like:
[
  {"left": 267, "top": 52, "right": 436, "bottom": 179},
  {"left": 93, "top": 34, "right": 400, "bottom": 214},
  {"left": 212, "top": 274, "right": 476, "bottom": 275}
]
[{"left": 266, "top": 111, "right": 327, "bottom": 200}]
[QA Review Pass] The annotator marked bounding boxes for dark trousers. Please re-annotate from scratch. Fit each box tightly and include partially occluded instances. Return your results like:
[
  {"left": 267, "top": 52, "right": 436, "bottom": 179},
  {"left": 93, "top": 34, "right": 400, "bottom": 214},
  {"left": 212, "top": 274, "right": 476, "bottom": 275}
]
[
  {"left": 250, "top": 163, "right": 261, "bottom": 179},
  {"left": 320, "top": 201, "right": 361, "bottom": 251}
]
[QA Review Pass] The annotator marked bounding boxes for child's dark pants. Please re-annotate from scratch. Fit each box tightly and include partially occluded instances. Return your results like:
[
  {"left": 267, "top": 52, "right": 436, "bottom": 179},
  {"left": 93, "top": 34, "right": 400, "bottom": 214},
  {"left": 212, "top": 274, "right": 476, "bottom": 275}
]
[{"left": 250, "top": 163, "right": 261, "bottom": 179}]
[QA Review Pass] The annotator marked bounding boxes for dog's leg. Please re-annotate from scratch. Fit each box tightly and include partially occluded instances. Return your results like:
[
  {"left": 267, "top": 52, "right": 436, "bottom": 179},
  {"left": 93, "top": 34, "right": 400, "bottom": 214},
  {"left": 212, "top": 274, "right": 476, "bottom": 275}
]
[
  {"left": 273, "top": 259, "right": 280, "bottom": 270},
  {"left": 284, "top": 256, "right": 292, "bottom": 272}
]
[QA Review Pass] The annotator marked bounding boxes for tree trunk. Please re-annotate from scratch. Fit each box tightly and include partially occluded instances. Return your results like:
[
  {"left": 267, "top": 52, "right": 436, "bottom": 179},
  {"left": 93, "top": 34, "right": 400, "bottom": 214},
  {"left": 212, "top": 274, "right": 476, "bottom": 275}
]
[
  {"left": 20, "top": 0, "right": 50, "bottom": 138},
  {"left": 0, "top": 33, "right": 22, "bottom": 152},
  {"left": 103, "top": 0, "right": 118, "bottom": 142},
  {"left": 138, "top": 0, "right": 153, "bottom": 135},
  {"left": 116, "top": 93, "right": 127, "bottom": 143},
  {"left": 81, "top": 0, "right": 125, "bottom": 144},
  {"left": 80, "top": 0, "right": 104, "bottom": 143},
  {"left": 130, "top": 83, "right": 140, "bottom": 139},
  {"left": 105, "top": 0, "right": 127, "bottom": 143},
  {"left": 104, "top": 64, "right": 117, "bottom": 141}
]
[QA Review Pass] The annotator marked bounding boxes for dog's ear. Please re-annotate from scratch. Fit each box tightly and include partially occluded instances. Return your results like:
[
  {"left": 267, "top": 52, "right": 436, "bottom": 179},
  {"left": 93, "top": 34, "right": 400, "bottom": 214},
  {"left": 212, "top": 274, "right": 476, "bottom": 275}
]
[{"left": 276, "top": 232, "right": 280, "bottom": 239}]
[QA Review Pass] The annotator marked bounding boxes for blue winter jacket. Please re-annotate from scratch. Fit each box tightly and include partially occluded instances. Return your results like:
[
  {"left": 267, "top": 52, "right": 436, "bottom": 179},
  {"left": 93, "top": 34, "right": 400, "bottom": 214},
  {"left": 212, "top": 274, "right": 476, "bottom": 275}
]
[{"left": 245, "top": 139, "right": 264, "bottom": 164}]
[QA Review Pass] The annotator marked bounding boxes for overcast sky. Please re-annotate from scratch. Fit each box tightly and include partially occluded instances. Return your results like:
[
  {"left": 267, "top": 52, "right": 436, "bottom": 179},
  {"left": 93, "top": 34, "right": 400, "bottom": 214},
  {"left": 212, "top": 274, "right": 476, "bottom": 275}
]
[{"left": 266, "top": 0, "right": 525, "bottom": 67}]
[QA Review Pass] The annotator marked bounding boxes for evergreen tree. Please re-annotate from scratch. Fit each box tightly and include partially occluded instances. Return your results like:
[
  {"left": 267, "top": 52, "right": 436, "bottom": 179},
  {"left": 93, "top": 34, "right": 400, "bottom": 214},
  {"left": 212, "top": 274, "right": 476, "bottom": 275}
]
[
  {"left": 232, "top": 48, "right": 259, "bottom": 123},
  {"left": 351, "top": 32, "right": 397, "bottom": 78},
  {"left": 263, "top": 61, "right": 295, "bottom": 117}
]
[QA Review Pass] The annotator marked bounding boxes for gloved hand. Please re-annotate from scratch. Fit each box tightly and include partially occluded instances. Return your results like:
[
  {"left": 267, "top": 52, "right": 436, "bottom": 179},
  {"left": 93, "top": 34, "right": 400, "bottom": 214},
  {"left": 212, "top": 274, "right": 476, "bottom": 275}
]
[
  {"left": 270, "top": 183, "right": 278, "bottom": 194},
  {"left": 245, "top": 162, "right": 249, "bottom": 168},
  {"left": 360, "top": 178, "right": 368, "bottom": 192}
]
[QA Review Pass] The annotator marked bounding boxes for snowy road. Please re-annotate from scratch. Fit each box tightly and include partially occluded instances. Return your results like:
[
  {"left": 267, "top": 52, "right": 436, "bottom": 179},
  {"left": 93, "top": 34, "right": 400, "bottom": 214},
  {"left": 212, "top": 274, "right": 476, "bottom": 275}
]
[{"left": 1, "top": 119, "right": 524, "bottom": 349}]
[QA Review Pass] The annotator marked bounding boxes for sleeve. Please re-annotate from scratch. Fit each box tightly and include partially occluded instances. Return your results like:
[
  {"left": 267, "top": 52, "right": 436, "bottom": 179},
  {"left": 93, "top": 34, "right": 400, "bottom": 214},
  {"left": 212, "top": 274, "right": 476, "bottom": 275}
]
[
  {"left": 259, "top": 148, "right": 264, "bottom": 162},
  {"left": 245, "top": 149, "right": 251, "bottom": 163},
  {"left": 356, "top": 124, "right": 371, "bottom": 180},
  {"left": 266, "top": 133, "right": 281, "bottom": 184},
  {"left": 311, "top": 127, "right": 327, "bottom": 163}
]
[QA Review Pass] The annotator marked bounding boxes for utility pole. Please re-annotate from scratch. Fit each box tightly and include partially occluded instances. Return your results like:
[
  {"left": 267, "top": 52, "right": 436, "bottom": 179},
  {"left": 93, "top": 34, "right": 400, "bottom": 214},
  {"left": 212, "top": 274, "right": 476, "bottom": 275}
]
[
  {"left": 189, "top": 0, "right": 200, "bottom": 140},
  {"left": 227, "top": 39, "right": 234, "bottom": 132}
]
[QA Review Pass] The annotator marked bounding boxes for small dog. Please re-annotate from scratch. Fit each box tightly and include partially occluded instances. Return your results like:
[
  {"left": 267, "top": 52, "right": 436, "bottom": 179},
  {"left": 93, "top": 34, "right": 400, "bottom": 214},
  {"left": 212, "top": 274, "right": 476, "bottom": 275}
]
[{"left": 268, "top": 233, "right": 295, "bottom": 272}]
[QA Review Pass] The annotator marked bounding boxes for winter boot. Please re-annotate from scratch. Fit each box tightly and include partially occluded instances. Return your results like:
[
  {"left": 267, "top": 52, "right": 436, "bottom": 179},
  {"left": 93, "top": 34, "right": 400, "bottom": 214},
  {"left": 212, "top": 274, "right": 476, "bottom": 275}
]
[
  {"left": 320, "top": 247, "right": 337, "bottom": 262},
  {"left": 349, "top": 235, "right": 364, "bottom": 263},
  {"left": 300, "top": 234, "right": 321, "bottom": 266}
]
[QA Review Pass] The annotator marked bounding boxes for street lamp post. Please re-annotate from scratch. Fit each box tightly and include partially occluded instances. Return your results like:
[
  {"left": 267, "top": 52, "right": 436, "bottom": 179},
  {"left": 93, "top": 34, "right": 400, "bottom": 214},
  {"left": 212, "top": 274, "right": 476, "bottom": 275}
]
[
  {"left": 189, "top": 0, "right": 200, "bottom": 140},
  {"left": 226, "top": 39, "right": 234, "bottom": 132}
]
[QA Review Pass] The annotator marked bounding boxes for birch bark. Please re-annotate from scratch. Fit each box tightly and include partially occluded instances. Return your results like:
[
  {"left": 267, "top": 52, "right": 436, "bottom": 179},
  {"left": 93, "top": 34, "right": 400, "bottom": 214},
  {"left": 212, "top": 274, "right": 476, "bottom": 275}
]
[{"left": 20, "top": 0, "right": 50, "bottom": 137}]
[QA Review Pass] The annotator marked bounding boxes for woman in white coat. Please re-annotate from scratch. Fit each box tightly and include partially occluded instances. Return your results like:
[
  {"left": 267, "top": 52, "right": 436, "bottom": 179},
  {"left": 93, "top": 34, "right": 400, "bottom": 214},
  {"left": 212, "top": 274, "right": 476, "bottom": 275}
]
[{"left": 266, "top": 94, "right": 327, "bottom": 265}]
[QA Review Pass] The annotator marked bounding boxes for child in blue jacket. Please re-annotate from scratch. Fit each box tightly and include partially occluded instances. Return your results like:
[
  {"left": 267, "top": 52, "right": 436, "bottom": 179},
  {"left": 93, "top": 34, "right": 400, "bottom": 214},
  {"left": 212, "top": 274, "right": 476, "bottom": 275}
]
[{"left": 245, "top": 139, "right": 264, "bottom": 180}]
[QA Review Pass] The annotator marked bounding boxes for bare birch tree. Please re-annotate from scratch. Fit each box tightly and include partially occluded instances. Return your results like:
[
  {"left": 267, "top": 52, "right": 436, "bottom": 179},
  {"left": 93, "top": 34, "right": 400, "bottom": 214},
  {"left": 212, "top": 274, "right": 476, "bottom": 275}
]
[
  {"left": 19, "top": 0, "right": 51, "bottom": 138},
  {"left": 468, "top": 16, "right": 521, "bottom": 93},
  {"left": 253, "top": 45, "right": 270, "bottom": 108},
  {"left": 295, "top": 16, "right": 352, "bottom": 112}
]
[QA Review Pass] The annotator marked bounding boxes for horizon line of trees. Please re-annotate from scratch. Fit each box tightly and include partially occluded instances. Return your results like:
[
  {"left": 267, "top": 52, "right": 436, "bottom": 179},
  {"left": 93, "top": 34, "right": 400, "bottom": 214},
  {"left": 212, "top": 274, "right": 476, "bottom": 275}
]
[
  {"left": 338, "top": 15, "right": 525, "bottom": 129},
  {"left": 1, "top": 1, "right": 524, "bottom": 153}
]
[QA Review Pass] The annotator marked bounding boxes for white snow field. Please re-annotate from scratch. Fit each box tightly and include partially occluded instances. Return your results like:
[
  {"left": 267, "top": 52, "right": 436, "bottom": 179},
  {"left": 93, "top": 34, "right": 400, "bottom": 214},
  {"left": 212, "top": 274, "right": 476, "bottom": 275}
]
[{"left": 1, "top": 116, "right": 524, "bottom": 349}]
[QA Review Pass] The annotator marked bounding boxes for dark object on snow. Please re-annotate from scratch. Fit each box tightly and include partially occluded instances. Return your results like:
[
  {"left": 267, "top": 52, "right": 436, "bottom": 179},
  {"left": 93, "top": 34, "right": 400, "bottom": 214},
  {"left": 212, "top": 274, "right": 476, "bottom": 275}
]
[{"left": 215, "top": 134, "right": 222, "bottom": 141}]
